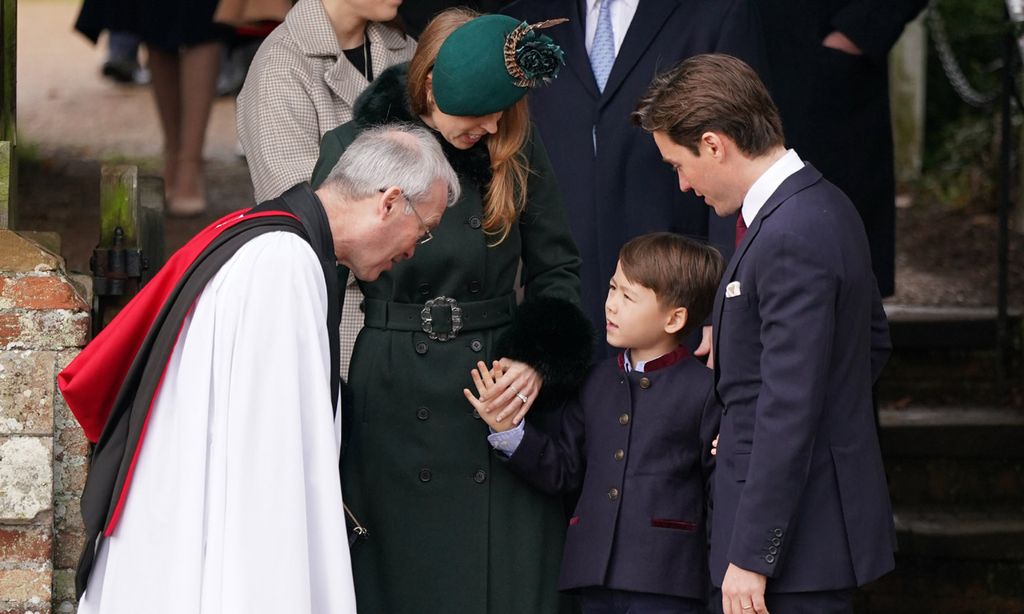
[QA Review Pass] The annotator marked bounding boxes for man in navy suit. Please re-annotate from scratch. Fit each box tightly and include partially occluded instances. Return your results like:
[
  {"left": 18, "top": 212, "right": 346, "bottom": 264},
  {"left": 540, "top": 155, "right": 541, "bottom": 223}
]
[
  {"left": 503, "top": 0, "right": 765, "bottom": 356},
  {"left": 634, "top": 54, "right": 894, "bottom": 614}
]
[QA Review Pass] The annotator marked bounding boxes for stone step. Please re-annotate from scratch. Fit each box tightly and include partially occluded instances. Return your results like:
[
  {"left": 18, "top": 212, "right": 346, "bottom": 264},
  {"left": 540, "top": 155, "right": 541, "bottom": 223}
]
[
  {"left": 879, "top": 407, "right": 1024, "bottom": 459},
  {"left": 884, "top": 304, "right": 1022, "bottom": 352},
  {"left": 857, "top": 507, "right": 1024, "bottom": 612},
  {"left": 860, "top": 555, "right": 1024, "bottom": 614},
  {"left": 880, "top": 407, "right": 1024, "bottom": 506},
  {"left": 893, "top": 507, "right": 1024, "bottom": 561}
]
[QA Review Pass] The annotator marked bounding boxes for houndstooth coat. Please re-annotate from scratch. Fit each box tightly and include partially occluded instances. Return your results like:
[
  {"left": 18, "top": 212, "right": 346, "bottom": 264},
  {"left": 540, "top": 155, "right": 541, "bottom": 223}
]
[
  {"left": 236, "top": 0, "right": 415, "bottom": 378},
  {"left": 237, "top": 0, "right": 415, "bottom": 203}
]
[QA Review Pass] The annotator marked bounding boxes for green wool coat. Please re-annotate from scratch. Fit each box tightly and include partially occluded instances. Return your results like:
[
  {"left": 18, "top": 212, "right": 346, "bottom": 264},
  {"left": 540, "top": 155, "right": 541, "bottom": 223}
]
[{"left": 311, "top": 65, "right": 592, "bottom": 614}]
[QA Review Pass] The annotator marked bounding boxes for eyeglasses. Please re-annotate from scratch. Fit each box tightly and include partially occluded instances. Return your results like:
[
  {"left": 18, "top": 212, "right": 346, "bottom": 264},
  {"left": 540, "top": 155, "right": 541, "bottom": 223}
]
[
  {"left": 381, "top": 188, "right": 433, "bottom": 245},
  {"left": 407, "top": 198, "right": 434, "bottom": 245}
]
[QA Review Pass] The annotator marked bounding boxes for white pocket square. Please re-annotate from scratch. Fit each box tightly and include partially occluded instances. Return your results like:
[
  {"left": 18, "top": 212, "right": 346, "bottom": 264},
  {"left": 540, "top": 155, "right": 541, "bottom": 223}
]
[{"left": 725, "top": 281, "right": 742, "bottom": 298}]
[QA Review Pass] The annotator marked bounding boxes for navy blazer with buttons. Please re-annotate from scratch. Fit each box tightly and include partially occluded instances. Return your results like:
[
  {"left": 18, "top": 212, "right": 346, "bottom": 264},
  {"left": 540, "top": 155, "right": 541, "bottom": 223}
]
[
  {"left": 710, "top": 163, "right": 894, "bottom": 593},
  {"left": 508, "top": 348, "right": 721, "bottom": 599}
]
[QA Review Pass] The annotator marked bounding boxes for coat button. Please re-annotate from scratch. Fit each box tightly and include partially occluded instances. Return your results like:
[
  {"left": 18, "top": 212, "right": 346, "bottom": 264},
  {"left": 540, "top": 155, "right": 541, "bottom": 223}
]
[
  {"left": 416, "top": 407, "right": 430, "bottom": 420},
  {"left": 639, "top": 377, "right": 651, "bottom": 389},
  {"left": 470, "top": 339, "right": 483, "bottom": 352},
  {"left": 773, "top": 528, "right": 783, "bottom": 537},
  {"left": 468, "top": 216, "right": 482, "bottom": 229},
  {"left": 419, "top": 468, "right": 432, "bottom": 482},
  {"left": 618, "top": 413, "right": 630, "bottom": 425},
  {"left": 613, "top": 449, "right": 624, "bottom": 461},
  {"left": 472, "top": 409, "right": 481, "bottom": 419},
  {"left": 771, "top": 537, "right": 781, "bottom": 546},
  {"left": 473, "top": 469, "right": 487, "bottom": 484},
  {"left": 765, "top": 554, "right": 776, "bottom": 564},
  {"left": 768, "top": 546, "right": 778, "bottom": 555},
  {"left": 418, "top": 282, "right": 432, "bottom": 296},
  {"left": 467, "top": 280, "right": 481, "bottom": 294},
  {"left": 415, "top": 342, "right": 428, "bottom": 355},
  {"left": 607, "top": 488, "right": 620, "bottom": 501}
]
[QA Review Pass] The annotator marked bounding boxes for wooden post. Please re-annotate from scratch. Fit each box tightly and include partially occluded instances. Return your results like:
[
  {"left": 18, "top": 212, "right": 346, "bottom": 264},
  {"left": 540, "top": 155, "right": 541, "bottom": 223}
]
[
  {"left": 99, "top": 165, "right": 140, "bottom": 249},
  {"left": 0, "top": 141, "right": 10, "bottom": 229},
  {"left": 93, "top": 165, "right": 166, "bottom": 331},
  {"left": 138, "top": 175, "right": 166, "bottom": 279},
  {"left": 0, "top": 0, "right": 17, "bottom": 230}
]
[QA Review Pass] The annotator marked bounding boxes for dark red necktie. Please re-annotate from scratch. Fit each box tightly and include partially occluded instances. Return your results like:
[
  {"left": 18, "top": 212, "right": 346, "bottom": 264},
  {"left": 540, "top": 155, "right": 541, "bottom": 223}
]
[{"left": 735, "top": 214, "right": 748, "bottom": 248}]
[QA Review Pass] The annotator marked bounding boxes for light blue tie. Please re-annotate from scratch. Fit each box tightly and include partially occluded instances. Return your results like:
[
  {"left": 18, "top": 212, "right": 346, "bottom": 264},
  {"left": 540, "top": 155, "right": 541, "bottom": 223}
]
[{"left": 589, "top": 0, "right": 616, "bottom": 92}]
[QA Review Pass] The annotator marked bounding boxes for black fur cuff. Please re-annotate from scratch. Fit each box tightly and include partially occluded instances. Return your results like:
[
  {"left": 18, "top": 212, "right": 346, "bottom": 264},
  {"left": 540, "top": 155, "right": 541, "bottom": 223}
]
[{"left": 494, "top": 297, "right": 593, "bottom": 403}]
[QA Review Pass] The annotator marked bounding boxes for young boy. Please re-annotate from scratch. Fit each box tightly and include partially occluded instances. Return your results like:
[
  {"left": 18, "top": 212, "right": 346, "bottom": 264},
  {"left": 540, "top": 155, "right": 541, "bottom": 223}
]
[{"left": 465, "top": 232, "right": 724, "bottom": 613}]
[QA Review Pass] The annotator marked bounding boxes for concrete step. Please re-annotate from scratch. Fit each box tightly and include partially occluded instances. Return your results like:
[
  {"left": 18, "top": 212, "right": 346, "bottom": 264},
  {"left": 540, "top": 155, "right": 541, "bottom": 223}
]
[
  {"left": 879, "top": 407, "right": 1024, "bottom": 459},
  {"left": 860, "top": 555, "right": 1024, "bottom": 614},
  {"left": 880, "top": 407, "right": 1024, "bottom": 505},
  {"left": 856, "top": 508, "right": 1024, "bottom": 612},
  {"left": 893, "top": 507, "right": 1024, "bottom": 561},
  {"left": 885, "top": 304, "right": 1022, "bottom": 352}
]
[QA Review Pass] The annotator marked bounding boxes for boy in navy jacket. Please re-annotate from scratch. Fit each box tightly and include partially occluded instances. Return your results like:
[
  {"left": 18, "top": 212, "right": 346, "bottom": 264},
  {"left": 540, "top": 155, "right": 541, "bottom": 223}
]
[{"left": 466, "top": 232, "right": 724, "bottom": 613}]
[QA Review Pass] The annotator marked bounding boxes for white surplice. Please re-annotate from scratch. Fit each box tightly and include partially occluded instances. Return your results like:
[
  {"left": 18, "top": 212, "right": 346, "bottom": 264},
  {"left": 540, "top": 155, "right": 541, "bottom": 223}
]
[{"left": 78, "top": 232, "right": 356, "bottom": 614}]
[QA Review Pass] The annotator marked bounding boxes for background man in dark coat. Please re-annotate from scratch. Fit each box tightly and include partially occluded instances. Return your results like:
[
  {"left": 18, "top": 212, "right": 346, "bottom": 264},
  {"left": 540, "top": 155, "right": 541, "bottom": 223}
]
[
  {"left": 503, "top": 0, "right": 766, "bottom": 355},
  {"left": 635, "top": 54, "right": 894, "bottom": 614},
  {"left": 754, "top": 0, "right": 928, "bottom": 297}
]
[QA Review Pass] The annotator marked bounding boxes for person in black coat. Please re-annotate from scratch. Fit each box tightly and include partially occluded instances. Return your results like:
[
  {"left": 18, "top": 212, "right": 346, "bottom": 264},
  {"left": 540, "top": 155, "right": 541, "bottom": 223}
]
[
  {"left": 635, "top": 54, "right": 893, "bottom": 614},
  {"left": 502, "top": 0, "right": 766, "bottom": 356},
  {"left": 754, "top": 0, "right": 928, "bottom": 297},
  {"left": 468, "top": 233, "right": 723, "bottom": 614}
]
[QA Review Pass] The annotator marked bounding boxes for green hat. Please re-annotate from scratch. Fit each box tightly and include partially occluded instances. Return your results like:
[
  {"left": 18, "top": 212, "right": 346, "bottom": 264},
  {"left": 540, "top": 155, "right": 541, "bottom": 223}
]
[{"left": 433, "top": 15, "right": 567, "bottom": 116}]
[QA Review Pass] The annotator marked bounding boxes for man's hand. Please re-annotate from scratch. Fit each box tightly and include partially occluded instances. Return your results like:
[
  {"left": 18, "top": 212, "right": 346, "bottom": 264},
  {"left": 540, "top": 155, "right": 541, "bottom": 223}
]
[
  {"left": 695, "top": 325, "right": 714, "bottom": 369},
  {"left": 722, "top": 563, "right": 770, "bottom": 614},
  {"left": 822, "top": 31, "right": 862, "bottom": 55}
]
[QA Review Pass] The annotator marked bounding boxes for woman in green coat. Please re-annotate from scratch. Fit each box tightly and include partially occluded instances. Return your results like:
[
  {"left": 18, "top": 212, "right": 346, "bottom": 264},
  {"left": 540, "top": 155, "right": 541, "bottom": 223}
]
[{"left": 310, "top": 10, "right": 591, "bottom": 614}]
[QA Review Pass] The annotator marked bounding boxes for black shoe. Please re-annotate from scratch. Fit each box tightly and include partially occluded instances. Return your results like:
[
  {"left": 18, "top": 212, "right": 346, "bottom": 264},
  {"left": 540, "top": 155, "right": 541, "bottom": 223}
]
[{"left": 101, "top": 59, "right": 151, "bottom": 85}]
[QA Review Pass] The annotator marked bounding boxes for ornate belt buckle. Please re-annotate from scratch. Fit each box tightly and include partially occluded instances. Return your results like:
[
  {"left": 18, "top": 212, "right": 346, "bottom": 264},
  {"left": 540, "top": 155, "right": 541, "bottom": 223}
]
[{"left": 420, "top": 296, "right": 463, "bottom": 341}]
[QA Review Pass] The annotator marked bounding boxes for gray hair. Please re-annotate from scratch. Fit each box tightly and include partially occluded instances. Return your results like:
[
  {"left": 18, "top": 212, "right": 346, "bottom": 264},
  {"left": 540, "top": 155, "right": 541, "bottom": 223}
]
[{"left": 322, "top": 123, "right": 460, "bottom": 210}]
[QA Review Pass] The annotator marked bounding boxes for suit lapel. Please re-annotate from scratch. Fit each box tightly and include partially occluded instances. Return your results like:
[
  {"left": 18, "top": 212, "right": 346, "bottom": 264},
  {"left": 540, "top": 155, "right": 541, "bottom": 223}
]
[
  {"left": 556, "top": 0, "right": 600, "bottom": 100},
  {"left": 599, "top": 0, "right": 679, "bottom": 105},
  {"left": 712, "top": 164, "right": 823, "bottom": 374}
]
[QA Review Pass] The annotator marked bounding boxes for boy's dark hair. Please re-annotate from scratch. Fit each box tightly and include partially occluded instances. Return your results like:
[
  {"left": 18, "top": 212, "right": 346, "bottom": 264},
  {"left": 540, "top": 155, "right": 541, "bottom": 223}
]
[
  {"left": 631, "top": 53, "right": 784, "bottom": 157},
  {"left": 619, "top": 232, "right": 723, "bottom": 336}
]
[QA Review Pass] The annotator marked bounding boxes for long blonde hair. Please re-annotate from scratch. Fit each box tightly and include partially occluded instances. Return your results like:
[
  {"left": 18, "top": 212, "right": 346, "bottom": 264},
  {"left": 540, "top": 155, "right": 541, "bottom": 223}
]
[{"left": 408, "top": 8, "right": 531, "bottom": 244}]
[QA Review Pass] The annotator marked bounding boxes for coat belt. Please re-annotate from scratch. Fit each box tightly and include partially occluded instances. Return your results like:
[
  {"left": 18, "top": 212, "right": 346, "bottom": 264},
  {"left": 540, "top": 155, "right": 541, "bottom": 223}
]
[{"left": 362, "top": 294, "right": 516, "bottom": 334}]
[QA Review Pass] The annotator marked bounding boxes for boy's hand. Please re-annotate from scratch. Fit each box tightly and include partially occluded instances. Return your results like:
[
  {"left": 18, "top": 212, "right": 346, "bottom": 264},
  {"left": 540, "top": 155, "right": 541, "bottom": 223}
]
[{"left": 464, "top": 361, "right": 515, "bottom": 432}]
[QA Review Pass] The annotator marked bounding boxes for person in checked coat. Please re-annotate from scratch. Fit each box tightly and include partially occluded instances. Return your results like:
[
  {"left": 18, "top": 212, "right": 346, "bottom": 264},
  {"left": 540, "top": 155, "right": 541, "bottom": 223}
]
[
  {"left": 469, "top": 232, "right": 724, "bottom": 614},
  {"left": 236, "top": 0, "right": 416, "bottom": 378},
  {"left": 634, "top": 54, "right": 894, "bottom": 614},
  {"left": 311, "top": 10, "right": 592, "bottom": 614}
]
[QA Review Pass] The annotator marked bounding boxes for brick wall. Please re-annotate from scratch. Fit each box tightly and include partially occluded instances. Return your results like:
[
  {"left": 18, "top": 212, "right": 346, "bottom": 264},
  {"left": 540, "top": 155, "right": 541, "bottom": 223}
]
[{"left": 0, "top": 230, "right": 89, "bottom": 613}]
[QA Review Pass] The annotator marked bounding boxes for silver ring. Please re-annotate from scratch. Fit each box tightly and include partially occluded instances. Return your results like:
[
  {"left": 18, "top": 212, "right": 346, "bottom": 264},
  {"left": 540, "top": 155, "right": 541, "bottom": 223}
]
[{"left": 516, "top": 392, "right": 529, "bottom": 404}]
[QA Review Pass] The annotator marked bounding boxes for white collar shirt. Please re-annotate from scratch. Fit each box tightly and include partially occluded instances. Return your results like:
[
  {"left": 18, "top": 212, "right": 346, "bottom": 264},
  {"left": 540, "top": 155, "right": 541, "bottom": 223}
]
[
  {"left": 585, "top": 0, "right": 639, "bottom": 55},
  {"left": 741, "top": 149, "right": 805, "bottom": 227}
]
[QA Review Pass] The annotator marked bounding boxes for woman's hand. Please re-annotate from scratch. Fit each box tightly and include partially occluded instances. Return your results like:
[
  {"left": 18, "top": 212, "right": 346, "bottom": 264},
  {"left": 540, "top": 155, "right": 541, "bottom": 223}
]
[
  {"left": 464, "top": 358, "right": 543, "bottom": 425},
  {"left": 491, "top": 358, "right": 543, "bottom": 425}
]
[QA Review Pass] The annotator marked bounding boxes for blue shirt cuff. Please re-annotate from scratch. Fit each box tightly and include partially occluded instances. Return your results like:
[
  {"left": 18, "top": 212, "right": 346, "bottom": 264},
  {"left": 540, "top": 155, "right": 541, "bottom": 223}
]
[{"left": 487, "top": 420, "right": 526, "bottom": 457}]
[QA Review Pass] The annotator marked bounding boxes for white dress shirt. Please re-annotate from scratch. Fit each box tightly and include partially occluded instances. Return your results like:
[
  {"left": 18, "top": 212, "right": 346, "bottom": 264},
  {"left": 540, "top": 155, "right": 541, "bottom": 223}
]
[
  {"left": 585, "top": 0, "right": 639, "bottom": 55},
  {"left": 741, "top": 149, "right": 805, "bottom": 227}
]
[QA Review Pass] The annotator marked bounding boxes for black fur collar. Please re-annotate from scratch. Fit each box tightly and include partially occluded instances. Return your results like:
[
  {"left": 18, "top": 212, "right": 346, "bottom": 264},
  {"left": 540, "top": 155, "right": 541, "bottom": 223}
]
[{"left": 353, "top": 64, "right": 492, "bottom": 187}]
